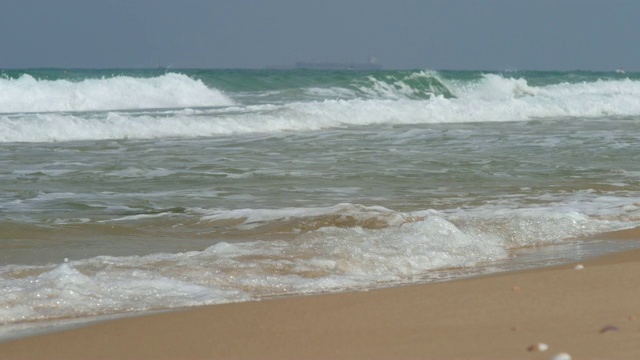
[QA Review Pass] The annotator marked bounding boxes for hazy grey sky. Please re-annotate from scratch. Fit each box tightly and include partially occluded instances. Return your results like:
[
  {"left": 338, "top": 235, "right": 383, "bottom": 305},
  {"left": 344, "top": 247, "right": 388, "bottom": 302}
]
[{"left": 2, "top": 0, "right": 638, "bottom": 70}]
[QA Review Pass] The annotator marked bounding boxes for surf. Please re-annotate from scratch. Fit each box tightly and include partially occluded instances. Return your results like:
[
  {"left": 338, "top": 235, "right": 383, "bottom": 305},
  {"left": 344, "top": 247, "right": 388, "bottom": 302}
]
[
  {"left": 0, "top": 73, "right": 234, "bottom": 113},
  {"left": 2, "top": 70, "right": 640, "bottom": 143}
]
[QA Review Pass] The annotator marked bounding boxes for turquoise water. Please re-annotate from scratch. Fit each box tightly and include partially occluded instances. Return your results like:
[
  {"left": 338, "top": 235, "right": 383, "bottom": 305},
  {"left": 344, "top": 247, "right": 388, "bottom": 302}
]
[{"left": 1, "top": 69, "right": 640, "bottom": 327}]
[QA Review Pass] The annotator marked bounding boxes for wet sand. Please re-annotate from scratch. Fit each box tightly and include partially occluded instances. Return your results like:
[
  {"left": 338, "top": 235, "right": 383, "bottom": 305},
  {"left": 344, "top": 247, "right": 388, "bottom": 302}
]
[{"left": 1, "top": 228, "right": 640, "bottom": 359}]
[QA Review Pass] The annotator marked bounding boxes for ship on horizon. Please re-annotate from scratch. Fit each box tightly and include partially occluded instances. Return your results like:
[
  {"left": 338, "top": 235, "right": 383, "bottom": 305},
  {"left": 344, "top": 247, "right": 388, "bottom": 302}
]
[{"left": 267, "top": 57, "right": 382, "bottom": 70}]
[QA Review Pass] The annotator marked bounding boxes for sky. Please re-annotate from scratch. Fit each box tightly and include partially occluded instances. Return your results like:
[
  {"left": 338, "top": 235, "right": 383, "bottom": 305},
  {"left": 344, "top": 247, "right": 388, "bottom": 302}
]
[{"left": 1, "top": 0, "right": 638, "bottom": 71}]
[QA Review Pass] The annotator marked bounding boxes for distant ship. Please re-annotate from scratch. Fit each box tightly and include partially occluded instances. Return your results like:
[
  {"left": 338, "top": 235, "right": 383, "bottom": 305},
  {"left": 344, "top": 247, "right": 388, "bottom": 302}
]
[
  {"left": 267, "top": 58, "right": 382, "bottom": 71},
  {"left": 294, "top": 61, "right": 382, "bottom": 71}
]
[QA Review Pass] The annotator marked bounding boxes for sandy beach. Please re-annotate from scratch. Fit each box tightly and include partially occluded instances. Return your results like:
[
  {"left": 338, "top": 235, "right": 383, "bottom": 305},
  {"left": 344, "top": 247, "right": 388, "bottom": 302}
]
[{"left": 1, "top": 228, "right": 639, "bottom": 359}]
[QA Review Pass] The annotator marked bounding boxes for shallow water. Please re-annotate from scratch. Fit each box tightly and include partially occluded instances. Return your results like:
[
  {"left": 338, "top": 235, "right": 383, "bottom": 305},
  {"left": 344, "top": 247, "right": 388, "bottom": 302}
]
[{"left": 2, "top": 69, "right": 640, "bottom": 328}]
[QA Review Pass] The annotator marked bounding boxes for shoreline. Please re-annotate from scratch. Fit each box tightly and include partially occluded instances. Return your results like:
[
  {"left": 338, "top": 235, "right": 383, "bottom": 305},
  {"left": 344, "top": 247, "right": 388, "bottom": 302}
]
[
  {"left": 1, "top": 229, "right": 638, "bottom": 343},
  {"left": 2, "top": 228, "right": 640, "bottom": 359}
]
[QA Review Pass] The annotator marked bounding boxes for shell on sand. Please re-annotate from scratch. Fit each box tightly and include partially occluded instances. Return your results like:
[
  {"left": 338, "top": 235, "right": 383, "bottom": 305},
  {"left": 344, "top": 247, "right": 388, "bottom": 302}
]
[
  {"left": 550, "top": 352, "right": 572, "bottom": 360},
  {"left": 600, "top": 325, "right": 619, "bottom": 333},
  {"left": 527, "top": 342, "right": 548, "bottom": 352}
]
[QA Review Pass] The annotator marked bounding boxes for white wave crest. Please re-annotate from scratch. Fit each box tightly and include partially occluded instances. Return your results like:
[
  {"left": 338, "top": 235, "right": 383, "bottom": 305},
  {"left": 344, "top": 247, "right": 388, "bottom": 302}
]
[
  {"left": 452, "top": 74, "right": 536, "bottom": 100},
  {"left": 3, "top": 75, "right": 640, "bottom": 143},
  {"left": 0, "top": 73, "right": 234, "bottom": 113}
]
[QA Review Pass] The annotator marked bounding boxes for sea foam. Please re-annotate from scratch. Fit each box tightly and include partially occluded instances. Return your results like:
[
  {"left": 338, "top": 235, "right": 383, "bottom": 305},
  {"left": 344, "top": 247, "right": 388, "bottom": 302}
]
[
  {"left": 0, "top": 213, "right": 503, "bottom": 324},
  {"left": 0, "top": 200, "right": 636, "bottom": 325},
  {"left": 0, "top": 73, "right": 234, "bottom": 113},
  {"left": 2, "top": 73, "right": 640, "bottom": 143}
]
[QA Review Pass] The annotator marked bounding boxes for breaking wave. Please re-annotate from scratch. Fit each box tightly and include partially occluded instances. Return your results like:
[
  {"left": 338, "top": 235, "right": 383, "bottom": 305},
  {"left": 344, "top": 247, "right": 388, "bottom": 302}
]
[
  {"left": 0, "top": 73, "right": 234, "bottom": 113},
  {"left": 2, "top": 71, "right": 640, "bottom": 142}
]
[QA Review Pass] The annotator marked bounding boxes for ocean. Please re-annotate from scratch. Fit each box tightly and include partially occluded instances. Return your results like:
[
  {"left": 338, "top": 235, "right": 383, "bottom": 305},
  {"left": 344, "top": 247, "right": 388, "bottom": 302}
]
[{"left": 1, "top": 69, "right": 640, "bottom": 334}]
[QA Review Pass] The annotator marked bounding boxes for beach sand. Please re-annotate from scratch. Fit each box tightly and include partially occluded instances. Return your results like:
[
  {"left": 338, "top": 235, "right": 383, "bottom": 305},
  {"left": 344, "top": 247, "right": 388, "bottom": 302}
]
[{"left": 1, "top": 228, "right": 639, "bottom": 359}]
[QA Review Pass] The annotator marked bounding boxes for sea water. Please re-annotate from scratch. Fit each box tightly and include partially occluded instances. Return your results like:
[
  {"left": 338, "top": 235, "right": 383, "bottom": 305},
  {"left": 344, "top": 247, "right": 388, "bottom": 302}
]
[{"left": 1, "top": 69, "right": 640, "bottom": 332}]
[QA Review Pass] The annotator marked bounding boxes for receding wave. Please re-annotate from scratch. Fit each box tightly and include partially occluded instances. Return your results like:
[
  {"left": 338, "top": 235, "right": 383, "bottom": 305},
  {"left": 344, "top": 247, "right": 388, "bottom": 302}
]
[
  {"left": 1, "top": 200, "right": 634, "bottom": 325},
  {"left": 0, "top": 73, "right": 234, "bottom": 113}
]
